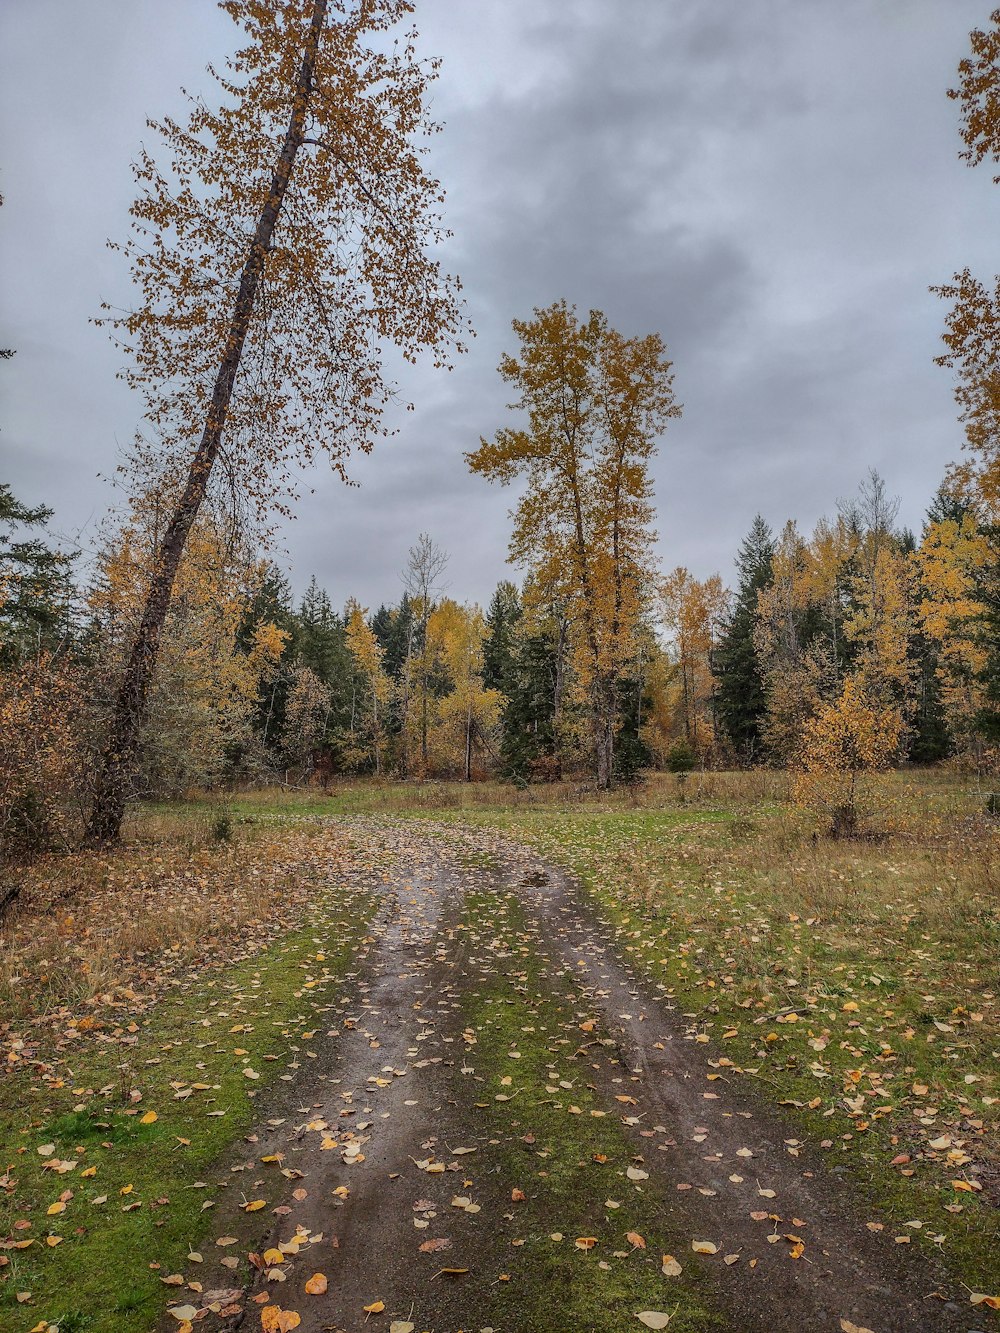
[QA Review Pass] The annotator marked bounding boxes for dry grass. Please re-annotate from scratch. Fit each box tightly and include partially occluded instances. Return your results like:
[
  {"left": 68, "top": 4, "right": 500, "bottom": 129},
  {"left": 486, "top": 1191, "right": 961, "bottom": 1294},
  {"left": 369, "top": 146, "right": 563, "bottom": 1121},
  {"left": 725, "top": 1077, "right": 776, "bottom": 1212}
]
[{"left": 0, "top": 810, "right": 357, "bottom": 1068}]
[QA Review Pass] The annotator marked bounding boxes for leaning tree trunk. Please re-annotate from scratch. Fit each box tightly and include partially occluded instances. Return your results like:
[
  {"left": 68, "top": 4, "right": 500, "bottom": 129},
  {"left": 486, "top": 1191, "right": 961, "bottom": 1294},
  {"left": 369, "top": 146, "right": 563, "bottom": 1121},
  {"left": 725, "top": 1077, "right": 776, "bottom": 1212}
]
[{"left": 85, "top": 1, "right": 328, "bottom": 845}]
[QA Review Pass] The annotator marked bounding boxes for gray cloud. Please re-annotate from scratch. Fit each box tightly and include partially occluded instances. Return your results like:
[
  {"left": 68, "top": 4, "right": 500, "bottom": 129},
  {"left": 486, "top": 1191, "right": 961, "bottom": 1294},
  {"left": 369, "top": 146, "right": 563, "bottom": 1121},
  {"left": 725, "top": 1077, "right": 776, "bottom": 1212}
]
[{"left": 3, "top": 0, "right": 1000, "bottom": 611}]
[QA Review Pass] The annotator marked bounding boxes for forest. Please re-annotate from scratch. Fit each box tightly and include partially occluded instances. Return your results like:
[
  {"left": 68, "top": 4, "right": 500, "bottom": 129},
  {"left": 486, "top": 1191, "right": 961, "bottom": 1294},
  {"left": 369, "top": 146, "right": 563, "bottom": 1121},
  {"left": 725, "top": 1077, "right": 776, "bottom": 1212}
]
[
  {"left": 6, "top": 448, "right": 1000, "bottom": 852},
  {"left": 2, "top": 3, "right": 1000, "bottom": 1333}
]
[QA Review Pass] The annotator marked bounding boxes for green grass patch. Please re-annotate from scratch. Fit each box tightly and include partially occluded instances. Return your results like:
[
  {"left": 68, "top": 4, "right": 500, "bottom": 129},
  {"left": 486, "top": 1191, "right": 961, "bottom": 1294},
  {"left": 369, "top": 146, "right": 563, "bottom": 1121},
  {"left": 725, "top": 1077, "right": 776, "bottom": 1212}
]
[
  {"left": 457, "top": 882, "right": 725, "bottom": 1333},
  {"left": 0, "top": 888, "right": 378, "bottom": 1332}
]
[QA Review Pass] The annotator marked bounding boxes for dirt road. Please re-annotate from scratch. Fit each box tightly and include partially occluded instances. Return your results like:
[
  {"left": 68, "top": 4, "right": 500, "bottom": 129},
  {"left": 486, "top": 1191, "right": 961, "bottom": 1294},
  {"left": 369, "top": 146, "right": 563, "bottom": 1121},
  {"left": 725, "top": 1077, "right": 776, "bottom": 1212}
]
[{"left": 167, "top": 819, "right": 989, "bottom": 1333}]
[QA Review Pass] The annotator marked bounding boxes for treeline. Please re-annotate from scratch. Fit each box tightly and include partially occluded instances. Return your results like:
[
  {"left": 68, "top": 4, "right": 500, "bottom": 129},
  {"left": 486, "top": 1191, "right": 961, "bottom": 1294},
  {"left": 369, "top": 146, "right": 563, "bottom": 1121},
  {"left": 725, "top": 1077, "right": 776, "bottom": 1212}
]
[{"left": 4, "top": 456, "right": 1000, "bottom": 851}]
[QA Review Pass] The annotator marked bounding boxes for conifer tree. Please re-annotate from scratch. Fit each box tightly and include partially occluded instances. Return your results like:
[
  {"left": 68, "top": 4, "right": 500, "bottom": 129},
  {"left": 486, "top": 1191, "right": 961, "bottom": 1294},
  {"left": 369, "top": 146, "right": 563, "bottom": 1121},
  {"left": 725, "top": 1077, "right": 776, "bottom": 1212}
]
[{"left": 714, "top": 515, "right": 774, "bottom": 762}]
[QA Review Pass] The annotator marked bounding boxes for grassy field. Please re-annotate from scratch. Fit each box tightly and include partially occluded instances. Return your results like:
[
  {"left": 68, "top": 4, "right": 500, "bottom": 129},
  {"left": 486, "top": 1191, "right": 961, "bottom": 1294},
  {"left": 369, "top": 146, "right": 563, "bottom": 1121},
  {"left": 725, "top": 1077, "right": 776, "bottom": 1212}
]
[
  {"left": 205, "top": 770, "right": 1000, "bottom": 1290},
  {"left": 0, "top": 817, "right": 381, "bottom": 1331},
  {"left": 1, "top": 768, "right": 997, "bottom": 1326}
]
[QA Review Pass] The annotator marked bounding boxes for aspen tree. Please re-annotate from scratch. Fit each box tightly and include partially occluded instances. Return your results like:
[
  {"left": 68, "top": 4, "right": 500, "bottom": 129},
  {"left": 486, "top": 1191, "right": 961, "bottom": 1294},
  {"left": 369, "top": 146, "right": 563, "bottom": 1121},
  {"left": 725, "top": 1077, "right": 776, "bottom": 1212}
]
[
  {"left": 87, "top": 0, "right": 464, "bottom": 841},
  {"left": 467, "top": 301, "right": 679, "bottom": 788}
]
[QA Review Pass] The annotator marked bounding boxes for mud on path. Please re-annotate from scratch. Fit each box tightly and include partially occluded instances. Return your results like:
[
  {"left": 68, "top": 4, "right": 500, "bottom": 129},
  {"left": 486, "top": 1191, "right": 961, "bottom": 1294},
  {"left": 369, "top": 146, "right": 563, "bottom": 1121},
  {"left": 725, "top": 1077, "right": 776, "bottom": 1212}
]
[{"left": 166, "top": 819, "right": 992, "bottom": 1333}]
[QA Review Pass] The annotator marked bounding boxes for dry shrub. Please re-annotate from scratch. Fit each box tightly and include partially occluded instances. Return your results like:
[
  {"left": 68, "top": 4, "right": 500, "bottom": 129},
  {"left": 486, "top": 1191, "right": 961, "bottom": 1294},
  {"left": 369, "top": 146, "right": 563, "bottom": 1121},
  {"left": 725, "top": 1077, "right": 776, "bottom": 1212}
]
[
  {"left": 0, "top": 816, "right": 357, "bottom": 1067},
  {"left": 0, "top": 651, "right": 87, "bottom": 863}
]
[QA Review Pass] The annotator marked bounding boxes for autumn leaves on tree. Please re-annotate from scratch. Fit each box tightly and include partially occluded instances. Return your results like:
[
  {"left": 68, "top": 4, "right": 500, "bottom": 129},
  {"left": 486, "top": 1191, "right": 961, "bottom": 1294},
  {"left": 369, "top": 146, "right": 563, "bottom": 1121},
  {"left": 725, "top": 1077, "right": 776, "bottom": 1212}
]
[
  {"left": 86, "top": 0, "right": 466, "bottom": 841},
  {"left": 467, "top": 301, "right": 681, "bottom": 789},
  {"left": 14, "top": 3, "right": 1000, "bottom": 851}
]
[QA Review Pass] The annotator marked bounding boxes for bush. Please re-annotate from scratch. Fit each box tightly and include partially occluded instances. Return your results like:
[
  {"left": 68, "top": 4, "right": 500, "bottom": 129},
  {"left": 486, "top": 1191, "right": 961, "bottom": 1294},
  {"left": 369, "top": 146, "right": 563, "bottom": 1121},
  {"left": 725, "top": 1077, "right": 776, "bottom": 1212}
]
[{"left": 665, "top": 739, "right": 696, "bottom": 773}]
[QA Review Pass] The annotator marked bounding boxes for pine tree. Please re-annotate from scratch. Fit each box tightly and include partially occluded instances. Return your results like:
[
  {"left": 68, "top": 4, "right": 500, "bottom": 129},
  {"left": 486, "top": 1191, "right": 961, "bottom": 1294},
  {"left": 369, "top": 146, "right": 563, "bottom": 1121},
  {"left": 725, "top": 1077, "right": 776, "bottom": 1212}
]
[
  {"left": 714, "top": 516, "right": 774, "bottom": 762},
  {"left": 0, "top": 483, "right": 75, "bottom": 662},
  {"left": 482, "top": 581, "right": 521, "bottom": 696}
]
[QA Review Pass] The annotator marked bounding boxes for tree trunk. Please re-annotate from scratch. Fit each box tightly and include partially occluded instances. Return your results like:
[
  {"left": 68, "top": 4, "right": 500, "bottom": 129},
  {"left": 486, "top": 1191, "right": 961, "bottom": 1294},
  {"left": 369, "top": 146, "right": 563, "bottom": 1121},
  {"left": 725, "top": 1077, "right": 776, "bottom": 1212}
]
[
  {"left": 85, "top": 2, "right": 328, "bottom": 844},
  {"left": 464, "top": 699, "right": 473, "bottom": 782}
]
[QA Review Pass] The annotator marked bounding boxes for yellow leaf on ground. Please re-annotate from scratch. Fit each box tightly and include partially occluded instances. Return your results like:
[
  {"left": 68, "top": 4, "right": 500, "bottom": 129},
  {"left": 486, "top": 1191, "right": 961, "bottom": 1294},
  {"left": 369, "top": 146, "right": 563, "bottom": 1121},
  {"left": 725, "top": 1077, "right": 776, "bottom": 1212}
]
[
  {"left": 139, "top": 1111, "right": 158, "bottom": 1124},
  {"left": 261, "top": 1307, "right": 301, "bottom": 1332},
  {"left": 304, "top": 1273, "right": 328, "bottom": 1295}
]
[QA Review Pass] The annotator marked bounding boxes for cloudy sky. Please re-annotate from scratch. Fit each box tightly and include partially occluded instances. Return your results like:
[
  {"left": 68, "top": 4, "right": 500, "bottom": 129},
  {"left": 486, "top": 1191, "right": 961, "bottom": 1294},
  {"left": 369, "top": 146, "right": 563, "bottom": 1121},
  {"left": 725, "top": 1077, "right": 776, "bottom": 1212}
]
[{"left": 3, "top": 1, "right": 1000, "bottom": 611}]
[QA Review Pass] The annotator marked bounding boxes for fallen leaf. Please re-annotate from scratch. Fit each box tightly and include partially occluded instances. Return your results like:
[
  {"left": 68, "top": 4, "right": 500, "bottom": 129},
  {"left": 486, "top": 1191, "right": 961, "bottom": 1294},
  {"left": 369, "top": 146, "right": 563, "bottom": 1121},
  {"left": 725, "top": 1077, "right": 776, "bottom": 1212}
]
[
  {"left": 661, "top": 1255, "right": 682, "bottom": 1277},
  {"left": 692, "top": 1240, "right": 718, "bottom": 1255},
  {"left": 261, "top": 1307, "right": 301, "bottom": 1332},
  {"left": 304, "top": 1273, "right": 328, "bottom": 1294},
  {"left": 637, "top": 1313, "right": 674, "bottom": 1330}
]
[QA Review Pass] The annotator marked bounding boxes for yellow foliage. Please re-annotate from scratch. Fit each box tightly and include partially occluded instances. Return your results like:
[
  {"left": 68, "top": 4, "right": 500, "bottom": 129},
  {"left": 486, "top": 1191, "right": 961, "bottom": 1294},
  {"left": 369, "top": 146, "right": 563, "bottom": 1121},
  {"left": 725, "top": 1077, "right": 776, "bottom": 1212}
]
[
  {"left": 91, "top": 511, "right": 283, "bottom": 793},
  {"left": 795, "top": 678, "right": 903, "bottom": 833},
  {"left": 658, "top": 567, "right": 727, "bottom": 756}
]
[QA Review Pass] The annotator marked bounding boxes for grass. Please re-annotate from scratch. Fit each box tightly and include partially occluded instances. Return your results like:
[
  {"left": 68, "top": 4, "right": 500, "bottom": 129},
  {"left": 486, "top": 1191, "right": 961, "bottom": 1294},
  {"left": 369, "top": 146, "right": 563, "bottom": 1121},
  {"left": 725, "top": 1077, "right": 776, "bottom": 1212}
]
[
  {"left": 0, "top": 819, "right": 381, "bottom": 1332},
  {"left": 3, "top": 769, "right": 998, "bottom": 1326},
  {"left": 456, "top": 881, "right": 725, "bottom": 1332},
  {"left": 208, "top": 770, "right": 1000, "bottom": 1295}
]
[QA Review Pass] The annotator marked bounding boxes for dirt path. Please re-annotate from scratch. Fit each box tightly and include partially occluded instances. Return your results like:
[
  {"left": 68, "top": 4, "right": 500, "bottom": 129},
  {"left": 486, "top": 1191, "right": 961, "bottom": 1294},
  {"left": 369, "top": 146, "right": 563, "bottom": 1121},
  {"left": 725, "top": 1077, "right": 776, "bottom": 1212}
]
[{"left": 166, "top": 819, "right": 990, "bottom": 1333}]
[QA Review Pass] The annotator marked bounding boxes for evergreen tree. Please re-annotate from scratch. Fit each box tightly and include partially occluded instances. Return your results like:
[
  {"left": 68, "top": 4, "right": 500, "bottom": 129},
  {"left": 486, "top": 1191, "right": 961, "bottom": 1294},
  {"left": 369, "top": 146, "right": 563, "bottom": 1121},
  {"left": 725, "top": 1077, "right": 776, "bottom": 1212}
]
[
  {"left": 235, "top": 562, "right": 297, "bottom": 758},
  {"left": 0, "top": 483, "right": 75, "bottom": 661},
  {"left": 714, "top": 516, "right": 774, "bottom": 762},
  {"left": 371, "top": 594, "right": 417, "bottom": 682},
  {"left": 499, "top": 624, "right": 560, "bottom": 782},
  {"left": 482, "top": 581, "right": 521, "bottom": 695}
]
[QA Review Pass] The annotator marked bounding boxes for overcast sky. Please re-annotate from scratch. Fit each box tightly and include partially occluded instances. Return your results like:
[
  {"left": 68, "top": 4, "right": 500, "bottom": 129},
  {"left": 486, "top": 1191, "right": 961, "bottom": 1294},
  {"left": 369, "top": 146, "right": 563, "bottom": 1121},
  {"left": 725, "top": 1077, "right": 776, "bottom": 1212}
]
[{"left": 3, "top": 1, "right": 1000, "bottom": 611}]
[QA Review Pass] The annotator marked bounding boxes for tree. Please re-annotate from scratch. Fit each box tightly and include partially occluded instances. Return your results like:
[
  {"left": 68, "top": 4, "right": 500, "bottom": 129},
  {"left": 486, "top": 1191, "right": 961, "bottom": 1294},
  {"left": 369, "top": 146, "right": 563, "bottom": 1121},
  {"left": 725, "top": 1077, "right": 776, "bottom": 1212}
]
[
  {"left": 90, "top": 507, "right": 288, "bottom": 796},
  {"left": 797, "top": 676, "right": 903, "bottom": 837},
  {"left": 714, "top": 515, "right": 774, "bottom": 762},
  {"left": 913, "top": 512, "right": 991, "bottom": 759},
  {"left": 467, "top": 300, "right": 680, "bottom": 788},
  {"left": 343, "top": 599, "right": 391, "bottom": 773},
  {"left": 280, "top": 664, "right": 332, "bottom": 775},
  {"left": 482, "top": 580, "right": 521, "bottom": 697},
  {"left": 87, "top": 0, "right": 465, "bottom": 842},
  {"left": 0, "top": 484, "right": 75, "bottom": 662},
  {"left": 933, "top": 10, "right": 1000, "bottom": 516},
  {"left": 422, "top": 599, "right": 502, "bottom": 780},
  {"left": 402, "top": 532, "right": 449, "bottom": 773},
  {"left": 658, "top": 567, "right": 728, "bottom": 759}
]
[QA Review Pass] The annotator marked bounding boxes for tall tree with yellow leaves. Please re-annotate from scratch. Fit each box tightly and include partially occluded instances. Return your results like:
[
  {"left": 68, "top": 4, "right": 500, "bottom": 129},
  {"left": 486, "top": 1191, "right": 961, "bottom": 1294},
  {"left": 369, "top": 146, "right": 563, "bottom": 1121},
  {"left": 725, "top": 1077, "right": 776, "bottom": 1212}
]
[
  {"left": 913, "top": 512, "right": 991, "bottom": 756},
  {"left": 934, "top": 8, "right": 1000, "bottom": 515},
  {"left": 344, "top": 599, "right": 392, "bottom": 774},
  {"left": 87, "top": 0, "right": 465, "bottom": 842},
  {"left": 424, "top": 598, "right": 502, "bottom": 780},
  {"left": 467, "top": 301, "right": 679, "bottom": 788},
  {"left": 658, "top": 566, "right": 728, "bottom": 757}
]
